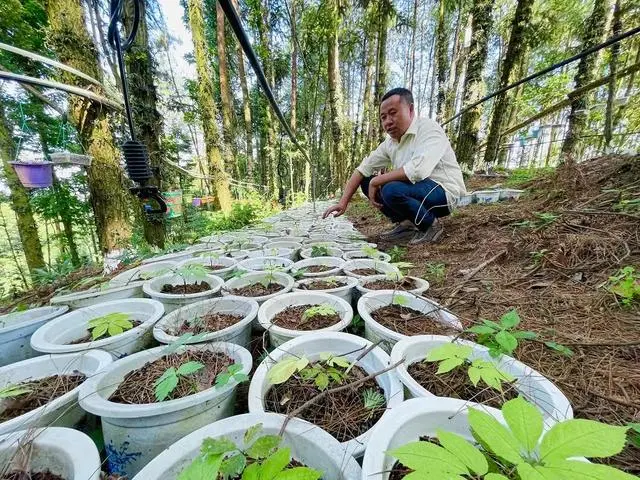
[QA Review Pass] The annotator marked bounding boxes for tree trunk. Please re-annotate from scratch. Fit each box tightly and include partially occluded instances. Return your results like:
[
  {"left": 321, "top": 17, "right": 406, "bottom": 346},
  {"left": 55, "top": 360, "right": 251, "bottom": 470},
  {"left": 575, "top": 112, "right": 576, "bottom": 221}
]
[
  {"left": 443, "top": 2, "right": 463, "bottom": 124},
  {"left": 604, "top": 0, "right": 621, "bottom": 150},
  {"left": 435, "top": 0, "right": 448, "bottom": 121},
  {"left": 46, "top": 0, "right": 133, "bottom": 254},
  {"left": 232, "top": 0, "right": 253, "bottom": 179},
  {"left": 408, "top": 0, "right": 419, "bottom": 90},
  {"left": 327, "top": 0, "right": 346, "bottom": 189},
  {"left": 454, "top": 0, "right": 494, "bottom": 168},
  {"left": 290, "top": 0, "right": 298, "bottom": 135},
  {"left": 0, "top": 103, "right": 45, "bottom": 276},
  {"left": 187, "top": 0, "right": 233, "bottom": 211},
  {"left": 560, "top": 0, "right": 610, "bottom": 163},
  {"left": 360, "top": 32, "right": 376, "bottom": 157},
  {"left": 123, "top": 0, "right": 166, "bottom": 248},
  {"left": 374, "top": 0, "right": 392, "bottom": 141},
  {"left": 483, "top": 0, "right": 534, "bottom": 165},
  {"left": 216, "top": 1, "right": 237, "bottom": 179}
]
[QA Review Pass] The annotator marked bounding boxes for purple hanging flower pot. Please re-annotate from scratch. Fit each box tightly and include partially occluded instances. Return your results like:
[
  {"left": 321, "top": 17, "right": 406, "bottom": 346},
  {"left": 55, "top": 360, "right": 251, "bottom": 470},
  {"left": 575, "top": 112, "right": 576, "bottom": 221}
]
[{"left": 10, "top": 161, "right": 54, "bottom": 189}]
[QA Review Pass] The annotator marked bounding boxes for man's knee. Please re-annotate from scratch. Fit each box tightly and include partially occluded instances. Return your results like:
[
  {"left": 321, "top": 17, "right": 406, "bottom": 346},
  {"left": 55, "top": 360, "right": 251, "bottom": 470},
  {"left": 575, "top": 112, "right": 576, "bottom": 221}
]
[{"left": 380, "top": 181, "right": 408, "bottom": 204}]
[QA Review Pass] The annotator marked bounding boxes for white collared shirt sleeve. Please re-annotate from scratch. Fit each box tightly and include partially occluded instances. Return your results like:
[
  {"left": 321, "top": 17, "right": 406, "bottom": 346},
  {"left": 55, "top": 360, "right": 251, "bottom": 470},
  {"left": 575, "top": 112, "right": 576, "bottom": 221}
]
[
  {"left": 402, "top": 121, "right": 449, "bottom": 184},
  {"left": 356, "top": 140, "right": 390, "bottom": 178}
]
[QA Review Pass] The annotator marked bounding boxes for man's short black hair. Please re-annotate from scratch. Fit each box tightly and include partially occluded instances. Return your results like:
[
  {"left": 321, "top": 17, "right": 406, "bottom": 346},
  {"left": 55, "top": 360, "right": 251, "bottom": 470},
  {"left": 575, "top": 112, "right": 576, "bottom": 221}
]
[{"left": 381, "top": 88, "right": 414, "bottom": 105}]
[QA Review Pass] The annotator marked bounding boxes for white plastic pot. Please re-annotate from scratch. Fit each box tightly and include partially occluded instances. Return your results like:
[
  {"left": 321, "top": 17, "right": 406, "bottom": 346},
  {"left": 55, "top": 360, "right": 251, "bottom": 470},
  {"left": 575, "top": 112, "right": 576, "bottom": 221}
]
[
  {"left": 143, "top": 274, "right": 224, "bottom": 314},
  {"left": 248, "top": 332, "right": 404, "bottom": 458},
  {"left": 302, "top": 240, "right": 341, "bottom": 249},
  {"left": 342, "top": 259, "right": 400, "bottom": 279},
  {"left": 263, "top": 240, "right": 302, "bottom": 251},
  {"left": 50, "top": 281, "right": 145, "bottom": 310},
  {"left": 291, "top": 257, "right": 345, "bottom": 278},
  {"left": 186, "top": 241, "right": 224, "bottom": 252},
  {"left": 473, "top": 189, "right": 501, "bottom": 203},
  {"left": 0, "top": 306, "right": 68, "bottom": 366},
  {"left": 499, "top": 188, "right": 525, "bottom": 201},
  {"left": 238, "top": 256, "right": 294, "bottom": 272},
  {"left": 362, "top": 397, "right": 503, "bottom": 480},
  {"left": 299, "top": 246, "right": 344, "bottom": 259},
  {"left": 79, "top": 342, "right": 251, "bottom": 478},
  {"left": 294, "top": 276, "right": 358, "bottom": 304},
  {"left": 153, "top": 296, "right": 259, "bottom": 348},
  {"left": 228, "top": 249, "right": 250, "bottom": 260},
  {"left": 390, "top": 335, "right": 573, "bottom": 426},
  {"left": 109, "top": 260, "right": 178, "bottom": 286},
  {"left": 357, "top": 291, "right": 462, "bottom": 352},
  {"left": 258, "top": 292, "right": 353, "bottom": 347},
  {"left": 266, "top": 236, "right": 305, "bottom": 244},
  {"left": 356, "top": 275, "right": 430, "bottom": 296},
  {"left": 0, "top": 349, "right": 112, "bottom": 435},
  {"left": 132, "top": 413, "right": 362, "bottom": 480},
  {"left": 339, "top": 241, "right": 377, "bottom": 251},
  {"left": 30, "top": 299, "right": 164, "bottom": 358},
  {"left": 177, "top": 256, "right": 237, "bottom": 280},
  {"left": 343, "top": 250, "right": 391, "bottom": 262},
  {"left": 245, "top": 247, "right": 296, "bottom": 260},
  {"left": 0, "top": 428, "right": 101, "bottom": 480},
  {"left": 141, "top": 250, "right": 194, "bottom": 265}
]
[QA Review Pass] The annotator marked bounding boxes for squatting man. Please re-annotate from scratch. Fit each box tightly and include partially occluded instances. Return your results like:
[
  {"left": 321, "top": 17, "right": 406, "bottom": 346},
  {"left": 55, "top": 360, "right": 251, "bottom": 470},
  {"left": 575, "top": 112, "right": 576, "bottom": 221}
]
[{"left": 323, "top": 88, "right": 466, "bottom": 245}]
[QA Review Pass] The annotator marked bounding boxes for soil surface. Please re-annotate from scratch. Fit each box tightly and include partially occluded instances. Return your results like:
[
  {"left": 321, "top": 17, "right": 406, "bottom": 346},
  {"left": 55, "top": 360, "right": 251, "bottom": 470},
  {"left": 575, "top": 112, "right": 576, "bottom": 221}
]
[
  {"left": 0, "top": 373, "right": 86, "bottom": 422},
  {"left": 231, "top": 282, "right": 283, "bottom": 297},
  {"left": 68, "top": 319, "right": 142, "bottom": 344},
  {"left": 161, "top": 282, "right": 211, "bottom": 294},
  {"left": 271, "top": 305, "right": 342, "bottom": 330},
  {"left": 303, "top": 265, "right": 333, "bottom": 273},
  {"left": 407, "top": 360, "right": 519, "bottom": 408},
  {"left": 2, "top": 471, "right": 65, "bottom": 480},
  {"left": 173, "top": 312, "right": 243, "bottom": 335},
  {"left": 363, "top": 277, "right": 418, "bottom": 291},
  {"left": 349, "top": 155, "right": 640, "bottom": 472},
  {"left": 370, "top": 304, "right": 457, "bottom": 336},
  {"left": 204, "top": 264, "right": 227, "bottom": 271},
  {"left": 265, "top": 364, "right": 386, "bottom": 442},
  {"left": 298, "top": 279, "right": 348, "bottom": 290},
  {"left": 109, "top": 350, "right": 233, "bottom": 404},
  {"left": 349, "top": 268, "right": 379, "bottom": 276}
]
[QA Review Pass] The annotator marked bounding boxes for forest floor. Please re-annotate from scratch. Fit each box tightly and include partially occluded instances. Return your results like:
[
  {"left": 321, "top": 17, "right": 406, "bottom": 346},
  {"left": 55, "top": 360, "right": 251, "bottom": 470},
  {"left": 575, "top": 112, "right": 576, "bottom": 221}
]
[{"left": 350, "top": 154, "right": 640, "bottom": 472}]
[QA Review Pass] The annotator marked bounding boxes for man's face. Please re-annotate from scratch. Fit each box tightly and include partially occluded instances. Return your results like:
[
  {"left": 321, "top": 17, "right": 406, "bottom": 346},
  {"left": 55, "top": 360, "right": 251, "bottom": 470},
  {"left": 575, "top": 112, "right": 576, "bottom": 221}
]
[{"left": 380, "top": 95, "right": 414, "bottom": 141}]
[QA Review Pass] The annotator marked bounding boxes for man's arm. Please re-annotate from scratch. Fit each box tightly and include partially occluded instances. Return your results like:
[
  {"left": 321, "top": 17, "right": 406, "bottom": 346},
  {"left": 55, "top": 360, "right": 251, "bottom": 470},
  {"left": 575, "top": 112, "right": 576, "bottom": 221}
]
[
  {"left": 366, "top": 168, "right": 409, "bottom": 209},
  {"left": 322, "top": 170, "right": 364, "bottom": 218}
]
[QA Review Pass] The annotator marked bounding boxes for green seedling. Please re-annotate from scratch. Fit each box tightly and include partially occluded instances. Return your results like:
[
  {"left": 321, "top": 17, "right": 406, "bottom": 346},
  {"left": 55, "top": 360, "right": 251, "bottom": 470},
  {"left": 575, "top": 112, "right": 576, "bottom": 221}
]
[
  {"left": 301, "top": 304, "right": 337, "bottom": 322},
  {"left": 424, "top": 262, "right": 446, "bottom": 284},
  {"left": 529, "top": 249, "right": 549, "bottom": 267},
  {"left": 178, "top": 424, "right": 321, "bottom": 480},
  {"left": 267, "top": 352, "right": 352, "bottom": 391},
  {"left": 154, "top": 361, "right": 205, "bottom": 402},
  {"left": 361, "top": 246, "right": 382, "bottom": 259},
  {"left": 391, "top": 262, "right": 414, "bottom": 274},
  {"left": 391, "top": 294, "right": 410, "bottom": 306},
  {"left": 388, "top": 245, "right": 406, "bottom": 263},
  {"left": 0, "top": 384, "right": 32, "bottom": 399},
  {"left": 605, "top": 266, "right": 640, "bottom": 306},
  {"left": 88, "top": 313, "right": 133, "bottom": 340},
  {"left": 215, "top": 363, "right": 249, "bottom": 387},
  {"left": 174, "top": 264, "right": 209, "bottom": 282},
  {"left": 138, "top": 268, "right": 171, "bottom": 280},
  {"left": 511, "top": 211, "right": 560, "bottom": 230},
  {"left": 163, "top": 332, "right": 209, "bottom": 354},
  {"left": 362, "top": 388, "right": 385, "bottom": 418},
  {"left": 311, "top": 245, "right": 331, "bottom": 257}
]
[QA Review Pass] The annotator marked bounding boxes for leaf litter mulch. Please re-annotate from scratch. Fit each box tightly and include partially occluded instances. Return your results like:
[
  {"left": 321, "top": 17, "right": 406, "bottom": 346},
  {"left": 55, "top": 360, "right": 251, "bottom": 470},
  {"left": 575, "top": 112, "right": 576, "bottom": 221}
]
[
  {"left": 172, "top": 312, "right": 243, "bottom": 335},
  {"left": 271, "top": 305, "right": 341, "bottom": 330},
  {"left": 349, "top": 154, "right": 640, "bottom": 473},
  {"left": 370, "top": 304, "right": 457, "bottom": 336}
]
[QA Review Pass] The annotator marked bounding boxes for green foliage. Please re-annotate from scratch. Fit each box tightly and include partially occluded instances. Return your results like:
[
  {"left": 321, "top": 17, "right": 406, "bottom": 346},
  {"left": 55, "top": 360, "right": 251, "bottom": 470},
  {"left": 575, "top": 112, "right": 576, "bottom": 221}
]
[
  {"left": 301, "top": 304, "right": 337, "bottom": 322},
  {"left": 173, "top": 264, "right": 209, "bottom": 283},
  {"left": 32, "top": 259, "right": 77, "bottom": 286},
  {"left": 627, "top": 423, "right": 640, "bottom": 448},
  {"left": 362, "top": 388, "right": 385, "bottom": 413},
  {"left": 163, "top": 332, "right": 208, "bottom": 354},
  {"left": 0, "top": 383, "right": 32, "bottom": 399},
  {"left": 310, "top": 245, "right": 330, "bottom": 257},
  {"left": 387, "top": 246, "right": 406, "bottom": 263},
  {"left": 466, "top": 310, "right": 539, "bottom": 357},
  {"left": 503, "top": 167, "right": 554, "bottom": 188},
  {"left": 215, "top": 363, "right": 249, "bottom": 387},
  {"left": 391, "top": 262, "right": 414, "bottom": 274},
  {"left": 267, "top": 357, "right": 310, "bottom": 385},
  {"left": 139, "top": 267, "right": 172, "bottom": 280},
  {"left": 511, "top": 212, "right": 560, "bottom": 230},
  {"left": 179, "top": 424, "right": 321, "bottom": 480},
  {"left": 424, "top": 262, "right": 446, "bottom": 284},
  {"left": 605, "top": 266, "right": 640, "bottom": 306},
  {"left": 391, "top": 294, "right": 410, "bottom": 306},
  {"left": 87, "top": 313, "right": 133, "bottom": 340},
  {"left": 267, "top": 353, "right": 352, "bottom": 391},
  {"left": 529, "top": 249, "right": 549, "bottom": 267},
  {"left": 154, "top": 361, "right": 205, "bottom": 401},
  {"left": 361, "top": 246, "right": 382, "bottom": 259}
]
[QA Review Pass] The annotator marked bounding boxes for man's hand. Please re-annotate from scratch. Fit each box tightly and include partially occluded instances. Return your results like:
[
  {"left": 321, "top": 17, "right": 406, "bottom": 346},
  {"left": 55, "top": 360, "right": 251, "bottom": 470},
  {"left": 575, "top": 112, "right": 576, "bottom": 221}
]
[
  {"left": 322, "top": 201, "right": 347, "bottom": 218},
  {"left": 368, "top": 177, "right": 383, "bottom": 209}
]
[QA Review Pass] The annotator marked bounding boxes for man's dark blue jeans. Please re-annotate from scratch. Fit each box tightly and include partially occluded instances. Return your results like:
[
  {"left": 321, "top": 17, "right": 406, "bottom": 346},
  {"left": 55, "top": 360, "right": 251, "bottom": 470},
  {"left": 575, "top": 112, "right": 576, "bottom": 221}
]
[{"left": 360, "top": 176, "right": 450, "bottom": 231}]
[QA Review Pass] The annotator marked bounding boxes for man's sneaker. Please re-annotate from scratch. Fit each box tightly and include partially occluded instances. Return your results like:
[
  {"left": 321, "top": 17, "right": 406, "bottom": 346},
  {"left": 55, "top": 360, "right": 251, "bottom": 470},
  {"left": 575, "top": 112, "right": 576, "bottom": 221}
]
[
  {"left": 409, "top": 220, "right": 444, "bottom": 245},
  {"left": 380, "top": 220, "right": 418, "bottom": 241}
]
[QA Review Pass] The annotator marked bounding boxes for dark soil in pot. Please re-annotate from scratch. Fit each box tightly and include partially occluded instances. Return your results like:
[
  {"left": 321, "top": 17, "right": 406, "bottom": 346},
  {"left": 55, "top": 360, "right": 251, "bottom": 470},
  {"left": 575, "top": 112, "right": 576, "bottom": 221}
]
[
  {"left": 0, "top": 373, "right": 86, "bottom": 422},
  {"left": 68, "top": 320, "right": 142, "bottom": 344},
  {"left": 350, "top": 268, "right": 378, "bottom": 276},
  {"left": 265, "top": 364, "right": 386, "bottom": 442},
  {"left": 109, "top": 350, "right": 234, "bottom": 404},
  {"left": 161, "top": 282, "right": 211, "bottom": 294},
  {"left": 370, "top": 304, "right": 457, "bottom": 336},
  {"left": 173, "top": 312, "right": 243, "bottom": 335},
  {"left": 271, "top": 305, "right": 341, "bottom": 330},
  {"left": 364, "top": 278, "right": 417, "bottom": 291},
  {"left": 298, "top": 279, "right": 348, "bottom": 290},
  {"left": 407, "top": 360, "right": 519, "bottom": 408},
  {"left": 230, "top": 282, "right": 283, "bottom": 297},
  {"left": 2, "top": 471, "right": 65, "bottom": 480},
  {"left": 303, "top": 265, "right": 333, "bottom": 273}
]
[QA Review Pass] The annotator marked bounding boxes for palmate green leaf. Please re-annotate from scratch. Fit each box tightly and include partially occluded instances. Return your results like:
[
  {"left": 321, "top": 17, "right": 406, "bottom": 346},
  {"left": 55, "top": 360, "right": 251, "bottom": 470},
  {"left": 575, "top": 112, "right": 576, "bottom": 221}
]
[
  {"left": 468, "top": 408, "right": 523, "bottom": 465},
  {"left": 154, "top": 368, "right": 179, "bottom": 401},
  {"left": 513, "top": 331, "right": 538, "bottom": 340},
  {"left": 91, "top": 323, "right": 109, "bottom": 340},
  {"left": 0, "top": 384, "right": 32, "bottom": 399},
  {"left": 502, "top": 397, "right": 543, "bottom": 454},
  {"left": 244, "top": 424, "right": 263, "bottom": 445},
  {"left": 111, "top": 317, "right": 134, "bottom": 329},
  {"left": 107, "top": 323, "right": 124, "bottom": 337},
  {"left": 484, "top": 474, "right": 510, "bottom": 480},
  {"left": 436, "top": 357, "right": 466, "bottom": 374},
  {"left": 315, "top": 372, "right": 329, "bottom": 390},
  {"left": 466, "top": 325, "right": 497, "bottom": 335},
  {"left": 481, "top": 319, "right": 502, "bottom": 331},
  {"left": 468, "top": 360, "right": 515, "bottom": 390},
  {"left": 544, "top": 341, "right": 574, "bottom": 357},
  {"left": 241, "top": 461, "right": 260, "bottom": 480},
  {"left": 500, "top": 310, "right": 521, "bottom": 329},
  {"left": 402, "top": 473, "right": 465, "bottom": 480},
  {"left": 220, "top": 453, "right": 247, "bottom": 478},
  {"left": 163, "top": 332, "right": 208, "bottom": 354},
  {"left": 495, "top": 330, "right": 518, "bottom": 354},
  {"left": 426, "top": 343, "right": 473, "bottom": 362},
  {"left": 273, "top": 467, "right": 322, "bottom": 480},
  {"left": 201, "top": 437, "right": 237, "bottom": 455},
  {"left": 436, "top": 429, "right": 488, "bottom": 475},
  {"left": 228, "top": 363, "right": 243, "bottom": 375},
  {"left": 259, "top": 447, "right": 290, "bottom": 480},
  {"left": 178, "top": 453, "right": 223, "bottom": 480},
  {"left": 515, "top": 463, "right": 545, "bottom": 480},
  {"left": 539, "top": 419, "right": 629, "bottom": 462},
  {"left": 234, "top": 372, "right": 249, "bottom": 383},
  {"left": 392, "top": 294, "right": 410, "bottom": 306},
  {"left": 536, "top": 460, "right": 639, "bottom": 479},
  {"left": 88, "top": 313, "right": 130, "bottom": 328},
  {"left": 267, "top": 358, "right": 302, "bottom": 385},
  {"left": 387, "top": 441, "right": 468, "bottom": 475},
  {"left": 246, "top": 435, "right": 282, "bottom": 459},
  {"left": 177, "top": 361, "right": 205, "bottom": 376}
]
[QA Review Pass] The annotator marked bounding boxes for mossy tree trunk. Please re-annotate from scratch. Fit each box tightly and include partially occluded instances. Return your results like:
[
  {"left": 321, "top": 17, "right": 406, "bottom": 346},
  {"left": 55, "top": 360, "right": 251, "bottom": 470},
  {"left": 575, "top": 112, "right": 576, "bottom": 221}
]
[
  {"left": 327, "top": 0, "right": 346, "bottom": 188},
  {"left": 454, "top": 0, "right": 493, "bottom": 168},
  {"left": 123, "top": 0, "right": 166, "bottom": 248},
  {"left": 46, "top": 0, "right": 133, "bottom": 254},
  {"left": 483, "top": 0, "right": 534, "bottom": 165},
  {"left": 560, "top": 0, "right": 610, "bottom": 163},
  {"left": 187, "top": 0, "right": 233, "bottom": 212},
  {"left": 373, "top": 0, "right": 393, "bottom": 141},
  {"left": 0, "top": 103, "right": 45, "bottom": 277},
  {"left": 435, "top": 0, "right": 448, "bottom": 122}
]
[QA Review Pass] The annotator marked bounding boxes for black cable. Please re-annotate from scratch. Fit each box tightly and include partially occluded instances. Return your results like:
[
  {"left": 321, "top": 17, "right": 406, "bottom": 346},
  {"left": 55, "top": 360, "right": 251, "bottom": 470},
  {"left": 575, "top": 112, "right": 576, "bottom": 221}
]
[{"left": 443, "top": 25, "right": 640, "bottom": 126}]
